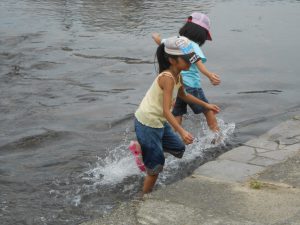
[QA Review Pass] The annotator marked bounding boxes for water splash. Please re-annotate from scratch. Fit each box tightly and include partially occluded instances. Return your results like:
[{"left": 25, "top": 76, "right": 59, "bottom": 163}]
[
  {"left": 80, "top": 117, "right": 235, "bottom": 188},
  {"left": 81, "top": 128, "right": 143, "bottom": 186},
  {"left": 83, "top": 154, "right": 141, "bottom": 185},
  {"left": 159, "top": 117, "right": 235, "bottom": 183}
]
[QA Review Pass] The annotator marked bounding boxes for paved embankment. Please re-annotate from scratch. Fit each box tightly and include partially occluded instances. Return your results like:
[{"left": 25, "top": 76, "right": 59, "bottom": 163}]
[{"left": 82, "top": 115, "right": 300, "bottom": 225}]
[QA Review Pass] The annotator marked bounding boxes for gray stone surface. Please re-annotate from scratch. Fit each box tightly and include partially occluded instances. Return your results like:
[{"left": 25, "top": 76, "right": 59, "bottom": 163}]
[
  {"left": 135, "top": 176, "right": 300, "bottom": 225},
  {"left": 218, "top": 146, "right": 256, "bottom": 162},
  {"left": 80, "top": 202, "right": 138, "bottom": 225},
  {"left": 244, "top": 138, "right": 278, "bottom": 151},
  {"left": 193, "top": 159, "right": 264, "bottom": 182},
  {"left": 261, "top": 119, "right": 300, "bottom": 140},
  {"left": 283, "top": 143, "right": 300, "bottom": 152},
  {"left": 258, "top": 151, "right": 300, "bottom": 188},
  {"left": 81, "top": 116, "right": 300, "bottom": 225},
  {"left": 248, "top": 156, "right": 280, "bottom": 167},
  {"left": 137, "top": 200, "right": 197, "bottom": 225},
  {"left": 259, "top": 148, "right": 299, "bottom": 161}
]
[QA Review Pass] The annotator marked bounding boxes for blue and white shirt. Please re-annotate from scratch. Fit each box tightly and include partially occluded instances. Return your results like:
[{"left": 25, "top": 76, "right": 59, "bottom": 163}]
[
  {"left": 181, "top": 41, "right": 206, "bottom": 88},
  {"left": 161, "top": 39, "right": 206, "bottom": 88}
]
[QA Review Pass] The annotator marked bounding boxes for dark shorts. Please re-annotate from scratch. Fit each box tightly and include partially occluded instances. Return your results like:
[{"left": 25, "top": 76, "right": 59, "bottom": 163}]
[
  {"left": 134, "top": 118, "right": 185, "bottom": 175},
  {"left": 172, "top": 86, "right": 209, "bottom": 116}
]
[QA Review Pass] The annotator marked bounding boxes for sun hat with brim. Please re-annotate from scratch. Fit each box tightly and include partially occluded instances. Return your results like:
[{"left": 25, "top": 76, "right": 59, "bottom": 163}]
[
  {"left": 188, "top": 12, "right": 212, "bottom": 41},
  {"left": 164, "top": 36, "right": 200, "bottom": 64}
]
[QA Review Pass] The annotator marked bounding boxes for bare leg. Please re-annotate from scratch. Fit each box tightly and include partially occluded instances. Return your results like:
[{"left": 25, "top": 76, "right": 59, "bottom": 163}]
[
  {"left": 143, "top": 174, "right": 158, "bottom": 194},
  {"left": 204, "top": 110, "right": 219, "bottom": 132}
]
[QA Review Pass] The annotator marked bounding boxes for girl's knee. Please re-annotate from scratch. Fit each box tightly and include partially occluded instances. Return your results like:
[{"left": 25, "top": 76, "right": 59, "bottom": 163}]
[
  {"left": 146, "top": 164, "right": 164, "bottom": 175},
  {"left": 144, "top": 151, "right": 165, "bottom": 175}
]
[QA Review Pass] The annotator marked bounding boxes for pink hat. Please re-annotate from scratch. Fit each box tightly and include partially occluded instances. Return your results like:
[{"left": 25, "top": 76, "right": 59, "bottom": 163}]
[{"left": 188, "top": 12, "right": 212, "bottom": 41}]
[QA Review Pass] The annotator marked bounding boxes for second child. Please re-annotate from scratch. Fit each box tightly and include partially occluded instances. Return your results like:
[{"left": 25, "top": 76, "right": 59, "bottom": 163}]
[{"left": 152, "top": 12, "right": 221, "bottom": 133}]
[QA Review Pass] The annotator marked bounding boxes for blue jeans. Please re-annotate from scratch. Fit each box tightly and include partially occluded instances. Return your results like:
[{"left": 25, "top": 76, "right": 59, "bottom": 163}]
[
  {"left": 173, "top": 86, "right": 209, "bottom": 116},
  {"left": 134, "top": 118, "right": 185, "bottom": 175}
]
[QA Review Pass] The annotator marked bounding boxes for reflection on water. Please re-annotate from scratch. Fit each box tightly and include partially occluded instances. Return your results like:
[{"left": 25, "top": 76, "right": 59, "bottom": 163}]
[
  {"left": 1, "top": 0, "right": 300, "bottom": 224},
  {"left": 18, "top": 0, "right": 214, "bottom": 35},
  {"left": 0, "top": 1, "right": 215, "bottom": 224}
]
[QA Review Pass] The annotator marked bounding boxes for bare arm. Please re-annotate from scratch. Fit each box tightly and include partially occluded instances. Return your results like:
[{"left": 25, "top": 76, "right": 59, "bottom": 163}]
[
  {"left": 195, "top": 60, "right": 221, "bottom": 86},
  {"left": 158, "top": 76, "right": 194, "bottom": 144},
  {"left": 152, "top": 32, "right": 162, "bottom": 45}
]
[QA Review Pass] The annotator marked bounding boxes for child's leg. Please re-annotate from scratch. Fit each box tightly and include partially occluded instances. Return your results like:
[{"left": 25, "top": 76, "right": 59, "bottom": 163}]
[
  {"left": 185, "top": 87, "right": 219, "bottom": 132},
  {"left": 143, "top": 174, "right": 158, "bottom": 194},
  {"left": 175, "top": 115, "right": 183, "bottom": 125},
  {"left": 134, "top": 118, "right": 164, "bottom": 193},
  {"left": 172, "top": 96, "right": 187, "bottom": 126},
  {"left": 204, "top": 110, "right": 219, "bottom": 132},
  {"left": 162, "top": 123, "right": 186, "bottom": 158}
]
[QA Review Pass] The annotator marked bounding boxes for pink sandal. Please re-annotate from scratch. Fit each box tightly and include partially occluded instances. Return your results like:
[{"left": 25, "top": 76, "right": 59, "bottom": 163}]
[{"left": 129, "top": 141, "right": 146, "bottom": 172}]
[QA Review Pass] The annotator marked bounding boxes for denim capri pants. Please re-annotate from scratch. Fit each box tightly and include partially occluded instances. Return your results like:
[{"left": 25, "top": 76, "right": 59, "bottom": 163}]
[
  {"left": 134, "top": 118, "right": 185, "bottom": 175},
  {"left": 173, "top": 86, "right": 209, "bottom": 116}
]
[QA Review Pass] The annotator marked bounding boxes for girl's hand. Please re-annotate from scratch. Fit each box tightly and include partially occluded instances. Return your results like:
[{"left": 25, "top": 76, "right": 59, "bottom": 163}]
[
  {"left": 208, "top": 73, "right": 221, "bottom": 85},
  {"left": 207, "top": 104, "right": 220, "bottom": 114},
  {"left": 151, "top": 32, "right": 161, "bottom": 45},
  {"left": 180, "top": 130, "right": 194, "bottom": 145}
]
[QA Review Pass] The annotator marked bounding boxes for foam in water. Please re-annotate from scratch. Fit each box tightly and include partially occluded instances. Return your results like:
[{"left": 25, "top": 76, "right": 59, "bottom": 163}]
[
  {"left": 84, "top": 155, "right": 141, "bottom": 185},
  {"left": 81, "top": 128, "right": 143, "bottom": 186}
]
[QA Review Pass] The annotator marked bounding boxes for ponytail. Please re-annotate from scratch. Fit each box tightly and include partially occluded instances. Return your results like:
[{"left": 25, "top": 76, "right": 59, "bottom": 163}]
[
  {"left": 156, "top": 43, "right": 170, "bottom": 73},
  {"left": 156, "top": 43, "right": 178, "bottom": 73}
]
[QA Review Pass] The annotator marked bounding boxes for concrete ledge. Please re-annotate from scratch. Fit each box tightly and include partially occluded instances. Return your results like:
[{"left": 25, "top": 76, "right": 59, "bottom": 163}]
[
  {"left": 81, "top": 115, "right": 300, "bottom": 225},
  {"left": 194, "top": 159, "right": 264, "bottom": 182}
]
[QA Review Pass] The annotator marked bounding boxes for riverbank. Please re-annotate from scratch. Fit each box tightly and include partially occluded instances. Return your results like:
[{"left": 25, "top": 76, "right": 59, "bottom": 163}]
[
  {"left": 81, "top": 115, "right": 300, "bottom": 225},
  {"left": 1, "top": 1, "right": 300, "bottom": 224}
]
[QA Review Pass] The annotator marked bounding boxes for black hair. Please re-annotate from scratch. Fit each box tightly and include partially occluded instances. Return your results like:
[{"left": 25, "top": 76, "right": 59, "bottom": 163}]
[
  {"left": 156, "top": 43, "right": 179, "bottom": 73},
  {"left": 179, "top": 19, "right": 208, "bottom": 46}
]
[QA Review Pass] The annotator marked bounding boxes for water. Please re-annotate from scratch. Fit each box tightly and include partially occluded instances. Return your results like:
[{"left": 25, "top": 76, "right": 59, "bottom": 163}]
[{"left": 1, "top": 0, "right": 300, "bottom": 224}]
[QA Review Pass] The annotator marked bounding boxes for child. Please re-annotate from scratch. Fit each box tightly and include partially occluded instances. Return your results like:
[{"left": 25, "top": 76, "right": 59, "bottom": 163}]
[
  {"left": 134, "top": 36, "right": 220, "bottom": 193},
  {"left": 152, "top": 12, "right": 220, "bottom": 133}
]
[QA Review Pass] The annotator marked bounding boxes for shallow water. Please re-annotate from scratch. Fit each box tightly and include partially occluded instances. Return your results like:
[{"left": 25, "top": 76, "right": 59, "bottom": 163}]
[{"left": 1, "top": 0, "right": 300, "bottom": 224}]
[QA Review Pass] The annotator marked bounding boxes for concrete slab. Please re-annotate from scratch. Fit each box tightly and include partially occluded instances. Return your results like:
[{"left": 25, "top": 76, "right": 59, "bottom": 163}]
[
  {"left": 138, "top": 176, "right": 300, "bottom": 225},
  {"left": 283, "top": 143, "right": 300, "bottom": 152},
  {"left": 80, "top": 202, "right": 138, "bottom": 225},
  {"left": 254, "top": 147, "right": 275, "bottom": 153},
  {"left": 258, "top": 151, "right": 300, "bottom": 188},
  {"left": 261, "top": 119, "right": 300, "bottom": 140},
  {"left": 259, "top": 148, "right": 300, "bottom": 161},
  {"left": 218, "top": 146, "right": 256, "bottom": 163},
  {"left": 193, "top": 159, "right": 264, "bottom": 182},
  {"left": 248, "top": 156, "right": 280, "bottom": 167},
  {"left": 277, "top": 137, "right": 299, "bottom": 146},
  {"left": 137, "top": 200, "right": 197, "bottom": 225},
  {"left": 244, "top": 138, "right": 278, "bottom": 151}
]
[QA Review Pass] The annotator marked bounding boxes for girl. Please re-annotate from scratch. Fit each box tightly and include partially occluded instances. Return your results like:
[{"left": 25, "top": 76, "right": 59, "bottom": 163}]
[
  {"left": 152, "top": 12, "right": 221, "bottom": 133},
  {"left": 134, "top": 36, "right": 220, "bottom": 194}
]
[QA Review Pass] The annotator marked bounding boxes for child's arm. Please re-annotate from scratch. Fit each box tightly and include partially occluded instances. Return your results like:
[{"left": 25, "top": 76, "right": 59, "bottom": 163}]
[
  {"left": 152, "top": 32, "right": 162, "bottom": 45},
  {"left": 195, "top": 60, "right": 221, "bottom": 86},
  {"left": 159, "top": 76, "right": 194, "bottom": 144},
  {"left": 177, "top": 85, "right": 220, "bottom": 114}
]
